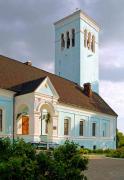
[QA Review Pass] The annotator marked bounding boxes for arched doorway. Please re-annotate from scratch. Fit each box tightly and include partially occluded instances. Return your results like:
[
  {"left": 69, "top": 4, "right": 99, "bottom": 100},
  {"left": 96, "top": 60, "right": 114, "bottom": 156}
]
[
  {"left": 16, "top": 104, "right": 29, "bottom": 135},
  {"left": 39, "top": 103, "right": 55, "bottom": 142}
]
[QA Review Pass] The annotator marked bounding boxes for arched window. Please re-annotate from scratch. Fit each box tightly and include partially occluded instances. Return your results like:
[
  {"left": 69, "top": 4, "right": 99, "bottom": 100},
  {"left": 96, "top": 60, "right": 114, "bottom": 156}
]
[
  {"left": 0, "top": 109, "right": 3, "bottom": 132},
  {"left": 72, "top": 29, "right": 75, "bottom": 47},
  {"left": 64, "top": 119, "right": 69, "bottom": 135},
  {"left": 84, "top": 29, "right": 87, "bottom": 47},
  {"left": 79, "top": 120, "right": 84, "bottom": 136},
  {"left": 91, "top": 35, "right": 95, "bottom": 53},
  {"left": 66, "top": 31, "right": 70, "bottom": 49},
  {"left": 61, "top": 33, "right": 65, "bottom": 49},
  {"left": 87, "top": 32, "right": 91, "bottom": 49}
]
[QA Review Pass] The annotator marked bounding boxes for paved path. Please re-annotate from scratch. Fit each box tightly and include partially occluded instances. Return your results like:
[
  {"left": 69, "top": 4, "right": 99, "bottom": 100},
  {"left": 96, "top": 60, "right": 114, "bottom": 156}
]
[{"left": 85, "top": 158, "right": 124, "bottom": 180}]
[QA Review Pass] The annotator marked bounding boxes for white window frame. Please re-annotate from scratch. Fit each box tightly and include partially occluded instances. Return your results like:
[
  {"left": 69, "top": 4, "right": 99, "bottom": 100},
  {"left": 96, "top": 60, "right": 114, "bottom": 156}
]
[
  {"left": 92, "top": 122, "right": 96, "bottom": 137},
  {"left": 0, "top": 107, "right": 5, "bottom": 133},
  {"left": 64, "top": 117, "right": 71, "bottom": 136},
  {"left": 79, "top": 120, "right": 84, "bottom": 136}
]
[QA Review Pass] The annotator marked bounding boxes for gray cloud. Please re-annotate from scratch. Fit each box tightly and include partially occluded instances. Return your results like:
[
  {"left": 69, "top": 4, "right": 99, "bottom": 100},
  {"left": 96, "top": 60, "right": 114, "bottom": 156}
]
[
  {"left": 100, "top": 66, "right": 124, "bottom": 82},
  {"left": 0, "top": 0, "right": 123, "bottom": 81},
  {"left": 0, "top": 0, "right": 124, "bottom": 82}
]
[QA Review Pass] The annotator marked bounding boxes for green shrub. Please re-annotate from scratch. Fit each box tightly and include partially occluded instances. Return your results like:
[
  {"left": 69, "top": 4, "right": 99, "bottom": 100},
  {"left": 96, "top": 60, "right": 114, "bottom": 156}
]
[
  {"left": 53, "top": 140, "right": 88, "bottom": 180},
  {"left": 79, "top": 148, "right": 89, "bottom": 154},
  {"left": 0, "top": 138, "right": 88, "bottom": 180},
  {"left": 106, "top": 147, "right": 124, "bottom": 158},
  {"left": 79, "top": 148, "right": 113, "bottom": 155}
]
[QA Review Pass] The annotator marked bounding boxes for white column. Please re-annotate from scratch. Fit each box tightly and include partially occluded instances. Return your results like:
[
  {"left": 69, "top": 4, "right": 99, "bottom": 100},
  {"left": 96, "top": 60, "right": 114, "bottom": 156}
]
[{"left": 34, "top": 112, "right": 41, "bottom": 137}]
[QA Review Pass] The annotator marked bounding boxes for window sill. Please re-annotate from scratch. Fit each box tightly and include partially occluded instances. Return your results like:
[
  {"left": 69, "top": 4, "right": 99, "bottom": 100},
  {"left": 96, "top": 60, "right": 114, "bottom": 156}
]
[{"left": 64, "top": 135, "right": 71, "bottom": 137}]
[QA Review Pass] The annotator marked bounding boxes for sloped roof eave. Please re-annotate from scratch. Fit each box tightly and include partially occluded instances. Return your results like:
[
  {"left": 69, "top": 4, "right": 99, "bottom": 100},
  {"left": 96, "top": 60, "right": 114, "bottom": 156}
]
[
  {"left": 58, "top": 99, "right": 118, "bottom": 117},
  {"left": 0, "top": 54, "right": 117, "bottom": 117}
]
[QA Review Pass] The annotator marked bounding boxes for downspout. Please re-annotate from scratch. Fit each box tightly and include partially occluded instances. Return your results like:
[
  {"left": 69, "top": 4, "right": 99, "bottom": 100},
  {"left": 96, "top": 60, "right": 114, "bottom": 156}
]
[
  {"left": 41, "top": 112, "right": 42, "bottom": 138},
  {"left": 13, "top": 94, "right": 16, "bottom": 142},
  {"left": 116, "top": 116, "right": 118, "bottom": 149}
]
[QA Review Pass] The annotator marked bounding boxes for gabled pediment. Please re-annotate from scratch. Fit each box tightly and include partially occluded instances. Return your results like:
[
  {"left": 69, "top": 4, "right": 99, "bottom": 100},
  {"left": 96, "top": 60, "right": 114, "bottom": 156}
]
[{"left": 35, "top": 77, "right": 59, "bottom": 98}]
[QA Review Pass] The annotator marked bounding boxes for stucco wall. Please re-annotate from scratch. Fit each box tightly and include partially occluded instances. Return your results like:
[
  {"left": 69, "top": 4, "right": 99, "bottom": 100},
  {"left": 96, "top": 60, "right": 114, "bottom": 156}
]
[
  {"left": 15, "top": 93, "right": 35, "bottom": 142},
  {"left": 55, "top": 11, "right": 99, "bottom": 93},
  {"left": 80, "top": 17, "right": 99, "bottom": 93},
  {"left": 14, "top": 89, "right": 116, "bottom": 149},
  {"left": 54, "top": 103, "right": 116, "bottom": 149},
  {"left": 55, "top": 13, "right": 80, "bottom": 84},
  {"left": 0, "top": 89, "right": 14, "bottom": 137}
]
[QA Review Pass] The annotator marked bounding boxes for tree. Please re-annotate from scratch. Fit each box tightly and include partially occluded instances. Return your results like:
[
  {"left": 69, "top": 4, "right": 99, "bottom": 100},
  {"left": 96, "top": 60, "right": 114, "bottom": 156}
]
[{"left": 116, "top": 129, "right": 124, "bottom": 148}]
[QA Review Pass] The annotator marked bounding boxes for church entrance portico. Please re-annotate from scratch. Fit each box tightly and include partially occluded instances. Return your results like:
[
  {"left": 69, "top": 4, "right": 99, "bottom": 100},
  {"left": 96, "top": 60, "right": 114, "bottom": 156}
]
[{"left": 34, "top": 98, "right": 58, "bottom": 143}]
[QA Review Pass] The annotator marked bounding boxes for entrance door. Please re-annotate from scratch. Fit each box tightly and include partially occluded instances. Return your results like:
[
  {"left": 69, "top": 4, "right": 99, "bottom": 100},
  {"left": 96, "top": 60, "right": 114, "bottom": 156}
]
[{"left": 22, "top": 116, "right": 29, "bottom": 135}]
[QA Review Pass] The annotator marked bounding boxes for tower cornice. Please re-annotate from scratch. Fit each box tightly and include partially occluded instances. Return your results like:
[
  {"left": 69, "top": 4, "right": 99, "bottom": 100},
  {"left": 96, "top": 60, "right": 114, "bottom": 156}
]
[{"left": 54, "top": 10, "right": 100, "bottom": 32}]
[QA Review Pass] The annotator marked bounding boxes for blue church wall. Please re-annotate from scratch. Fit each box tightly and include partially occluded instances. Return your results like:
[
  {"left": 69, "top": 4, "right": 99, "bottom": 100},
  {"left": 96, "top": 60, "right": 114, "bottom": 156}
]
[
  {"left": 55, "top": 15, "right": 81, "bottom": 84},
  {"left": 55, "top": 11, "right": 99, "bottom": 93},
  {"left": 0, "top": 95, "right": 13, "bottom": 136},
  {"left": 56, "top": 104, "right": 116, "bottom": 149},
  {"left": 80, "top": 19, "right": 99, "bottom": 93}
]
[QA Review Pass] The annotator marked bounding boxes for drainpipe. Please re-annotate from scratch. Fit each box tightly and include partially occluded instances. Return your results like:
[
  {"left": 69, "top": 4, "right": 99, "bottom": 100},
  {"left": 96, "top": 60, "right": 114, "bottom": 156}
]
[
  {"left": 115, "top": 116, "right": 118, "bottom": 149},
  {"left": 13, "top": 94, "right": 16, "bottom": 143},
  {"left": 41, "top": 113, "right": 42, "bottom": 140}
]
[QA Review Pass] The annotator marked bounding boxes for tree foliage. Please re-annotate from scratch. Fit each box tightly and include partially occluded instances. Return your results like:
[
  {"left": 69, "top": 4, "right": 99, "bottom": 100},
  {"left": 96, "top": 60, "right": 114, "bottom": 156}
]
[
  {"left": 116, "top": 129, "right": 124, "bottom": 148},
  {"left": 0, "top": 138, "right": 88, "bottom": 180}
]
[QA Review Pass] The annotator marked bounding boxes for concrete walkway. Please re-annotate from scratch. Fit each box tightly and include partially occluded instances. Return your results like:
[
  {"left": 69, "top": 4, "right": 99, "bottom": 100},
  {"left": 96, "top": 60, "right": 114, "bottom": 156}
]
[
  {"left": 85, "top": 158, "right": 124, "bottom": 180},
  {"left": 84, "top": 154, "right": 106, "bottom": 159}
]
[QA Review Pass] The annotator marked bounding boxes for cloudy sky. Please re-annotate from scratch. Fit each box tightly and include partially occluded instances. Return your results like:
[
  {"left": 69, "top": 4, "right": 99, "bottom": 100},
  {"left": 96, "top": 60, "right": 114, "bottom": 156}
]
[{"left": 0, "top": 0, "right": 124, "bottom": 132}]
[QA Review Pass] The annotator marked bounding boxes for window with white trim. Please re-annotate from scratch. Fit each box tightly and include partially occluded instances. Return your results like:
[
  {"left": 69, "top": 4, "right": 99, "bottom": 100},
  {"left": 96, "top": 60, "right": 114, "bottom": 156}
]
[
  {"left": 91, "top": 35, "right": 95, "bottom": 53},
  {"left": 87, "top": 32, "right": 91, "bottom": 49},
  {"left": 66, "top": 31, "right": 70, "bottom": 49},
  {"left": 0, "top": 109, "right": 3, "bottom": 132},
  {"left": 61, "top": 33, "right": 65, "bottom": 49},
  {"left": 64, "top": 119, "right": 69, "bottom": 135},
  {"left": 92, "top": 122, "right": 96, "bottom": 136},
  {"left": 72, "top": 29, "right": 75, "bottom": 47},
  {"left": 79, "top": 120, "right": 84, "bottom": 136},
  {"left": 103, "top": 123, "right": 107, "bottom": 137}
]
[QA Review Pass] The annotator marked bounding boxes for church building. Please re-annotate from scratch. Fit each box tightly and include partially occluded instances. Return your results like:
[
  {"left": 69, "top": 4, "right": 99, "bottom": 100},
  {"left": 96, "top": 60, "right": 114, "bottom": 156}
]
[{"left": 0, "top": 10, "right": 117, "bottom": 149}]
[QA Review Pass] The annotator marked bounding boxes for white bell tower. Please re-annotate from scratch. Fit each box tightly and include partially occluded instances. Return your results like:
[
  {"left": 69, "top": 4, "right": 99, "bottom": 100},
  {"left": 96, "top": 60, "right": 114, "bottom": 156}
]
[{"left": 54, "top": 10, "right": 99, "bottom": 93}]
